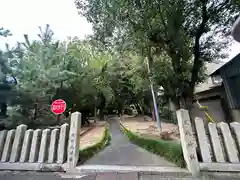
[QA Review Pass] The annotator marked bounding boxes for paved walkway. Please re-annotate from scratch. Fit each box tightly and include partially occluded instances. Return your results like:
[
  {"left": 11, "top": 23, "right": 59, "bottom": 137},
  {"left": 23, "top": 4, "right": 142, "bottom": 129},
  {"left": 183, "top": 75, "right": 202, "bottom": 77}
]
[
  {"left": 1, "top": 118, "right": 240, "bottom": 180},
  {"left": 1, "top": 171, "right": 240, "bottom": 180},
  {"left": 83, "top": 116, "right": 177, "bottom": 166}
]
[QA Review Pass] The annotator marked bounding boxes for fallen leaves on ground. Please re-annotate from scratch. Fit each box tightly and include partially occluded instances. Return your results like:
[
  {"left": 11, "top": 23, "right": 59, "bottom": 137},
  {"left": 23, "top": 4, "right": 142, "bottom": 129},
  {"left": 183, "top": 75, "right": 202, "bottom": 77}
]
[
  {"left": 80, "top": 121, "right": 107, "bottom": 150},
  {"left": 121, "top": 115, "right": 180, "bottom": 143}
]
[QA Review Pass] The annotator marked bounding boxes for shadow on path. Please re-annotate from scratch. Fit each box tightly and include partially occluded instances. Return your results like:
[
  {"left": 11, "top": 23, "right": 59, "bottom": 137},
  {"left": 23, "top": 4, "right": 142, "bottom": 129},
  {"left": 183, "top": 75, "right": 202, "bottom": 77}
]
[{"left": 83, "top": 116, "right": 177, "bottom": 166}]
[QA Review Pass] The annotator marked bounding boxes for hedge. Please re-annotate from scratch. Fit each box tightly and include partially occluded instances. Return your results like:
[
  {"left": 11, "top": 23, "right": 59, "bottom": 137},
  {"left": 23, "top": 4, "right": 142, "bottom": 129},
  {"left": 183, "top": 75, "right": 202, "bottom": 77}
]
[
  {"left": 78, "top": 125, "right": 111, "bottom": 163},
  {"left": 120, "top": 124, "right": 185, "bottom": 168}
]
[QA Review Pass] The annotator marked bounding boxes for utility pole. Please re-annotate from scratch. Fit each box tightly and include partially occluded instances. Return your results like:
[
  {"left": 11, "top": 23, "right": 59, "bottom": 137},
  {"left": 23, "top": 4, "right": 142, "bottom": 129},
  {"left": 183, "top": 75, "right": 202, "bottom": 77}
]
[{"left": 146, "top": 56, "right": 161, "bottom": 132}]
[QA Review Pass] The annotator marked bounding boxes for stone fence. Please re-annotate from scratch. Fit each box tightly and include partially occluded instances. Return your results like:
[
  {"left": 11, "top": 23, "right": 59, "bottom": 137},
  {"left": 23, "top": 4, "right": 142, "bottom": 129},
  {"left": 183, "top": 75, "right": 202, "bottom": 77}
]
[
  {"left": 0, "top": 112, "right": 81, "bottom": 172},
  {"left": 177, "top": 109, "right": 240, "bottom": 176}
]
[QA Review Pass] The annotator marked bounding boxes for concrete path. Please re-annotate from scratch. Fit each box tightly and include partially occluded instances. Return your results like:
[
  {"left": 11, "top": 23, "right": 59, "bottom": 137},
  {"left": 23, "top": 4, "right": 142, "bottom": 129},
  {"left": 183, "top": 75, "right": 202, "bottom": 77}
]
[
  {"left": 2, "top": 118, "right": 240, "bottom": 179},
  {"left": 2, "top": 171, "right": 240, "bottom": 180},
  {"left": 0, "top": 172, "right": 137, "bottom": 180},
  {"left": 83, "top": 116, "right": 177, "bottom": 166}
]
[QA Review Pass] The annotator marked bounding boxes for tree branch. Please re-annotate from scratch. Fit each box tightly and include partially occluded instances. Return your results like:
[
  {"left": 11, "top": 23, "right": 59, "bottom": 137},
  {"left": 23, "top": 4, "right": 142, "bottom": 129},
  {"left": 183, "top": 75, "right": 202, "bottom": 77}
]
[
  {"left": 211, "top": 0, "right": 230, "bottom": 14},
  {"left": 190, "top": 0, "right": 209, "bottom": 97}
]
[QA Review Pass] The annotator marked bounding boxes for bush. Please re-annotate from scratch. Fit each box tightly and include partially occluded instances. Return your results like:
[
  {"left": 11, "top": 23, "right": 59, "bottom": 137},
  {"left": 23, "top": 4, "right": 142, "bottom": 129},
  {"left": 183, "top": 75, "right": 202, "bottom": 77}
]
[
  {"left": 120, "top": 124, "right": 185, "bottom": 168},
  {"left": 78, "top": 125, "right": 111, "bottom": 163},
  {"left": 160, "top": 108, "right": 177, "bottom": 124}
]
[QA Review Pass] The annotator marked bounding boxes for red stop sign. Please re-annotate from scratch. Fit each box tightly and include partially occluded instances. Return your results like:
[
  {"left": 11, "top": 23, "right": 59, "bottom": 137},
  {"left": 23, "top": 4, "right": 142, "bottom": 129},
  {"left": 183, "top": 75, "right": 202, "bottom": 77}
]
[{"left": 51, "top": 99, "right": 66, "bottom": 115}]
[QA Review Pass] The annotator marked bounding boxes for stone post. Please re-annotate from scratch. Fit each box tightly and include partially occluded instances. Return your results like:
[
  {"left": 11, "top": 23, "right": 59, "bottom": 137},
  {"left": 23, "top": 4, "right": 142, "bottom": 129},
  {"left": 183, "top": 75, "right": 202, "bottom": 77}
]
[
  {"left": 195, "top": 117, "right": 212, "bottom": 163},
  {"left": 38, "top": 129, "right": 50, "bottom": 163},
  {"left": 218, "top": 122, "right": 239, "bottom": 163},
  {"left": 20, "top": 129, "right": 33, "bottom": 162},
  {"left": 1, "top": 130, "right": 15, "bottom": 162},
  {"left": 0, "top": 130, "right": 7, "bottom": 158},
  {"left": 10, "top": 124, "right": 27, "bottom": 162},
  {"left": 208, "top": 123, "right": 225, "bottom": 162},
  {"left": 48, "top": 129, "right": 59, "bottom": 163},
  {"left": 29, "top": 129, "right": 42, "bottom": 163},
  {"left": 67, "top": 112, "right": 81, "bottom": 170},
  {"left": 176, "top": 109, "right": 200, "bottom": 176},
  {"left": 230, "top": 122, "right": 240, "bottom": 151},
  {"left": 57, "top": 123, "right": 69, "bottom": 163}
]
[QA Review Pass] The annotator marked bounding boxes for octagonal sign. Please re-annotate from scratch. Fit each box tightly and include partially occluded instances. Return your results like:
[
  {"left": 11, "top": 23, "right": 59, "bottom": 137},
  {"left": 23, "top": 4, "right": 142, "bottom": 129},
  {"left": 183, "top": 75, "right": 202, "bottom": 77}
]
[{"left": 51, "top": 99, "right": 66, "bottom": 115}]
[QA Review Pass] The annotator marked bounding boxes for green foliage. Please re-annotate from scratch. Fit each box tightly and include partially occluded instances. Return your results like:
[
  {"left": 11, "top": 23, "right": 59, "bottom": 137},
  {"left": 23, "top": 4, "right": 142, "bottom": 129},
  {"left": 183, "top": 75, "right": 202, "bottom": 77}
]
[
  {"left": 0, "top": 23, "right": 154, "bottom": 127},
  {"left": 79, "top": 125, "right": 111, "bottom": 163},
  {"left": 76, "top": 0, "right": 239, "bottom": 107},
  {"left": 0, "top": 0, "right": 238, "bottom": 127},
  {"left": 160, "top": 108, "right": 178, "bottom": 124},
  {"left": 0, "top": 27, "right": 14, "bottom": 84},
  {"left": 120, "top": 124, "right": 185, "bottom": 167}
]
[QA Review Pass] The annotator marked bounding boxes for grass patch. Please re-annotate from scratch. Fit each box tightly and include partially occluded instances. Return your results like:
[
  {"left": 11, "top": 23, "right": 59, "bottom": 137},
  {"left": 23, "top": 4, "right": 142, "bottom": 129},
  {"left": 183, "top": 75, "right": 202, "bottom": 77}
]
[
  {"left": 78, "top": 125, "right": 111, "bottom": 164},
  {"left": 120, "top": 123, "right": 185, "bottom": 168}
]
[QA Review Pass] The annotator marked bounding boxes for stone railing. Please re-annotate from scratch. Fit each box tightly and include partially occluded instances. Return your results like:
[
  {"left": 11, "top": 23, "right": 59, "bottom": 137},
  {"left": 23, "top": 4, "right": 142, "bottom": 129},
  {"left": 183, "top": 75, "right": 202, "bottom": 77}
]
[
  {"left": 0, "top": 112, "right": 81, "bottom": 172},
  {"left": 177, "top": 109, "right": 240, "bottom": 175}
]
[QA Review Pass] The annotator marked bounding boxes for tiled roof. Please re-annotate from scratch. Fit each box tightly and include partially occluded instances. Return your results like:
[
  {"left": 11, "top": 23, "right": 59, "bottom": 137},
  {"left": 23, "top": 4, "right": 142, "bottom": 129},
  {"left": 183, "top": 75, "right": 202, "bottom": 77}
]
[{"left": 194, "top": 62, "right": 225, "bottom": 93}]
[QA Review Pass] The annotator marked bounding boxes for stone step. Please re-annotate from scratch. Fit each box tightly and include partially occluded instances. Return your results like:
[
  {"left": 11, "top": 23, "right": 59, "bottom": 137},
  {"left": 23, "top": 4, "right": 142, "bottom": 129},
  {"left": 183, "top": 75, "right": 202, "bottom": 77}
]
[
  {"left": 74, "top": 165, "right": 189, "bottom": 174},
  {"left": 62, "top": 172, "right": 240, "bottom": 180},
  {"left": 62, "top": 172, "right": 200, "bottom": 180},
  {"left": 95, "top": 172, "right": 138, "bottom": 180},
  {"left": 63, "top": 165, "right": 240, "bottom": 179},
  {"left": 64, "top": 165, "right": 197, "bottom": 179},
  {"left": 95, "top": 172, "right": 201, "bottom": 180}
]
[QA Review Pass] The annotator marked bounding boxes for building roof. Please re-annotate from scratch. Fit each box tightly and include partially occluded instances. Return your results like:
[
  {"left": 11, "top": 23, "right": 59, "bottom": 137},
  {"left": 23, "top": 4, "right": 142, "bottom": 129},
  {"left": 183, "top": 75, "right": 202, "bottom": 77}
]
[
  {"left": 194, "top": 62, "right": 225, "bottom": 94},
  {"left": 232, "top": 15, "right": 240, "bottom": 42},
  {"left": 211, "top": 53, "right": 240, "bottom": 76}
]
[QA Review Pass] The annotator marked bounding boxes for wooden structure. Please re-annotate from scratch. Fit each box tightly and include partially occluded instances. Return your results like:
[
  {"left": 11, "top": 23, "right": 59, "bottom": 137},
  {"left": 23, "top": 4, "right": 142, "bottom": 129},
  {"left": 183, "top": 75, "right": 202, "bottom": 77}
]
[
  {"left": 211, "top": 53, "right": 240, "bottom": 122},
  {"left": 193, "top": 62, "right": 229, "bottom": 123}
]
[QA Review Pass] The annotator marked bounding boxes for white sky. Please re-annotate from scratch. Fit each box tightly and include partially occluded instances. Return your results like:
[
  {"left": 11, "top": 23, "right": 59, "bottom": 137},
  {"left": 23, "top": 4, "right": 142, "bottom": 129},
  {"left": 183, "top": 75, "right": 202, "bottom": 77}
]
[
  {"left": 0, "top": 0, "right": 239, "bottom": 62},
  {"left": 0, "top": 0, "right": 93, "bottom": 48}
]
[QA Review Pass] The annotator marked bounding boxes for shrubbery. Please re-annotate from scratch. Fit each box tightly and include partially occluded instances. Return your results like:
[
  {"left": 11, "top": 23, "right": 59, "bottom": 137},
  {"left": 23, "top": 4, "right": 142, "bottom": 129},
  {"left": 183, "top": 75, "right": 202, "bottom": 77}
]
[
  {"left": 120, "top": 124, "right": 185, "bottom": 168},
  {"left": 78, "top": 125, "right": 111, "bottom": 163}
]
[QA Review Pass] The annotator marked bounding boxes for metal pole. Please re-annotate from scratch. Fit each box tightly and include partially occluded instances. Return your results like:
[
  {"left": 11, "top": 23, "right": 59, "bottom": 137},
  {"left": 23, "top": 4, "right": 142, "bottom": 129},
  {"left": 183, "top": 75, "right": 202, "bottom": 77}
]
[{"left": 146, "top": 57, "right": 161, "bottom": 131}]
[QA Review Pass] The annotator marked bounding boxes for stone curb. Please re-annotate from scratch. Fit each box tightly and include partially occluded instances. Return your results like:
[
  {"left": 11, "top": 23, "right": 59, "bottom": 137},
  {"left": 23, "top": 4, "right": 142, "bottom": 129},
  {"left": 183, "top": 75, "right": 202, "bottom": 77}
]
[
  {"left": 0, "top": 162, "right": 66, "bottom": 172},
  {"left": 80, "top": 125, "right": 110, "bottom": 151},
  {"left": 77, "top": 124, "right": 111, "bottom": 165}
]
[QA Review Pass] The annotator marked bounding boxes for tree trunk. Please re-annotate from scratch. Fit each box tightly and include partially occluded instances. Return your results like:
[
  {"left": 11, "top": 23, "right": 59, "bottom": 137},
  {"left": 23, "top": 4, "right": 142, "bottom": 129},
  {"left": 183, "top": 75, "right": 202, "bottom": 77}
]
[
  {"left": 152, "top": 110, "right": 156, "bottom": 121},
  {"left": 168, "top": 98, "right": 179, "bottom": 122},
  {"left": 32, "top": 102, "right": 38, "bottom": 120},
  {"left": 185, "top": 97, "right": 193, "bottom": 110},
  {"left": 98, "top": 93, "right": 106, "bottom": 120},
  {"left": 117, "top": 100, "right": 124, "bottom": 116},
  {"left": 99, "top": 108, "right": 104, "bottom": 120},
  {"left": 179, "top": 97, "right": 186, "bottom": 109},
  {"left": 169, "top": 98, "right": 179, "bottom": 111},
  {"left": 94, "top": 107, "right": 97, "bottom": 117},
  {"left": 56, "top": 115, "right": 61, "bottom": 125},
  {"left": 0, "top": 102, "right": 7, "bottom": 117}
]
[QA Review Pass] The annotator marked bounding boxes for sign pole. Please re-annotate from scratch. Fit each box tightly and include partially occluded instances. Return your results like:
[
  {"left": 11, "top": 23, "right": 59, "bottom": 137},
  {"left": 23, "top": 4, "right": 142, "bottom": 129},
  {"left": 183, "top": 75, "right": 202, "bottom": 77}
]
[
  {"left": 51, "top": 99, "right": 67, "bottom": 123},
  {"left": 146, "top": 56, "right": 161, "bottom": 132}
]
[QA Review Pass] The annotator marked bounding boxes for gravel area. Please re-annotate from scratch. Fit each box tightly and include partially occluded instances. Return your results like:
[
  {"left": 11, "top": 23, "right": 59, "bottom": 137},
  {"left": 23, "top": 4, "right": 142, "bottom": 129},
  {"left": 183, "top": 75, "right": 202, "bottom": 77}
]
[{"left": 121, "top": 115, "right": 180, "bottom": 142}]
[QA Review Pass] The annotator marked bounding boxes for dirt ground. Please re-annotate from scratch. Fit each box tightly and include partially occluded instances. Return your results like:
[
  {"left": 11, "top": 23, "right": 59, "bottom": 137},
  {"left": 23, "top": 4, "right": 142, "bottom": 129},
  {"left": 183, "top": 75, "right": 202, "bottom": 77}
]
[
  {"left": 121, "top": 115, "right": 180, "bottom": 143},
  {"left": 80, "top": 121, "right": 107, "bottom": 150}
]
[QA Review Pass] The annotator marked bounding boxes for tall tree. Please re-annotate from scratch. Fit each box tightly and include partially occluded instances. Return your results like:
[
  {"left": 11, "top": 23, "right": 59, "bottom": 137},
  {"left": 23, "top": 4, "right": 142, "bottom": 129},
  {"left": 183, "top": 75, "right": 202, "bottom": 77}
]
[
  {"left": 0, "top": 28, "right": 14, "bottom": 117},
  {"left": 75, "top": 0, "right": 239, "bottom": 110}
]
